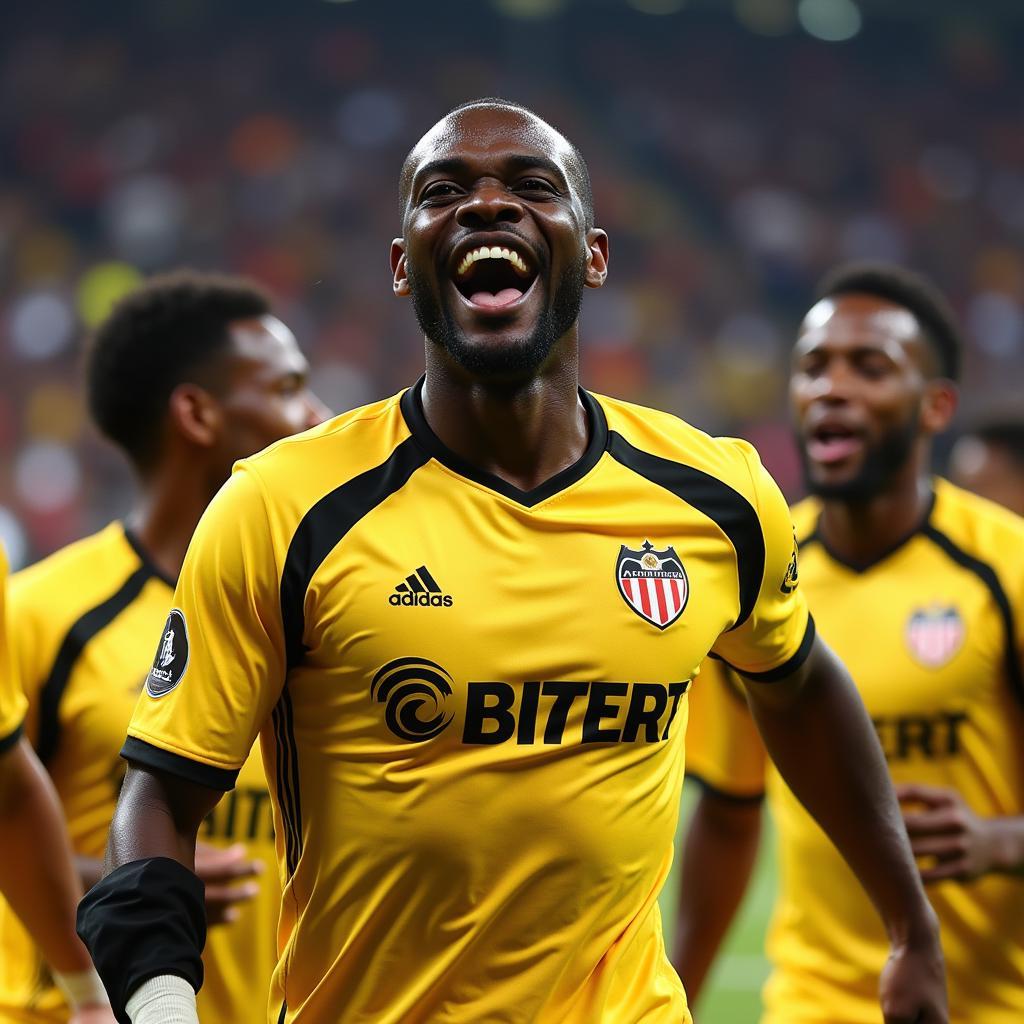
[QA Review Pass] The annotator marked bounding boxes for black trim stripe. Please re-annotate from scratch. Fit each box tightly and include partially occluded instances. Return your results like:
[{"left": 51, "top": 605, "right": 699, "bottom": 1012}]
[
  {"left": 37, "top": 566, "right": 153, "bottom": 764},
  {"left": 0, "top": 720, "right": 25, "bottom": 755},
  {"left": 122, "top": 525, "right": 176, "bottom": 588},
  {"left": 399, "top": 377, "right": 610, "bottom": 507},
  {"left": 280, "top": 436, "right": 429, "bottom": 669},
  {"left": 710, "top": 614, "right": 816, "bottom": 683},
  {"left": 608, "top": 433, "right": 765, "bottom": 630},
  {"left": 278, "top": 1002, "right": 287, "bottom": 1024},
  {"left": 923, "top": 524, "right": 1024, "bottom": 708},
  {"left": 272, "top": 692, "right": 303, "bottom": 877},
  {"left": 121, "top": 736, "right": 239, "bottom": 790},
  {"left": 686, "top": 771, "right": 765, "bottom": 805}
]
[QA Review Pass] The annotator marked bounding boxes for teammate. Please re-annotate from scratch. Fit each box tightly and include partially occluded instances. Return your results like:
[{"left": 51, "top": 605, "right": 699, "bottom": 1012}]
[
  {"left": 0, "top": 547, "right": 114, "bottom": 1024},
  {"left": 0, "top": 272, "right": 326, "bottom": 1023},
  {"left": 675, "top": 263, "right": 1024, "bottom": 1023},
  {"left": 79, "top": 101, "right": 945, "bottom": 1024},
  {"left": 949, "top": 418, "right": 1024, "bottom": 516}
]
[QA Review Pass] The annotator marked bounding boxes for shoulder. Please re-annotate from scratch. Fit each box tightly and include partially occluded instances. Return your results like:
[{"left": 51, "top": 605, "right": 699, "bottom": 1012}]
[{"left": 595, "top": 392, "right": 768, "bottom": 502}]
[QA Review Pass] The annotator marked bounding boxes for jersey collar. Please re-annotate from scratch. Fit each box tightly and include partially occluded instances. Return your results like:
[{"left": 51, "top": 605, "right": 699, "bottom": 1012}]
[
  {"left": 399, "top": 376, "right": 609, "bottom": 508},
  {"left": 122, "top": 525, "right": 177, "bottom": 588}
]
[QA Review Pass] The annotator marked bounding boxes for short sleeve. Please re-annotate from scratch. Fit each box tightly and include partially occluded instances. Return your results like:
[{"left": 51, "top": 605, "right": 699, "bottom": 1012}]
[
  {"left": 710, "top": 444, "right": 814, "bottom": 680},
  {"left": 0, "top": 549, "right": 28, "bottom": 753},
  {"left": 685, "top": 658, "right": 766, "bottom": 800},
  {"left": 123, "top": 465, "right": 287, "bottom": 790}
]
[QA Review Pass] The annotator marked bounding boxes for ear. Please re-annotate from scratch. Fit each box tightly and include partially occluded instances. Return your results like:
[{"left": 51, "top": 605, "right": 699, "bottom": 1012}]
[
  {"left": 391, "top": 239, "right": 410, "bottom": 297},
  {"left": 921, "top": 379, "right": 958, "bottom": 435},
  {"left": 584, "top": 229, "right": 609, "bottom": 289},
  {"left": 167, "top": 383, "right": 222, "bottom": 450}
]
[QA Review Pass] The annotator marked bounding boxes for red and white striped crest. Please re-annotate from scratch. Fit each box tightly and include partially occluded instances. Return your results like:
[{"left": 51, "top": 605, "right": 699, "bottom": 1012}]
[
  {"left": 906, "top": 606, "right": 964, "bottom": 668},
  {"left": 616, "top": 542, "right": 689, "bottom": 630}
]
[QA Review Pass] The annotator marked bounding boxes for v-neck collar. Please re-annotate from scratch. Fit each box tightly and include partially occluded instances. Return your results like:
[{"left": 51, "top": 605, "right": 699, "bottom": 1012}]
[
  {"left": 399, "top": 376, "right": 609, "bottom": 508},
  {"left": 804, "top": 488, "right": 937, "bottom": 575},
  {"left": 122, "top": 524, "right": 177, "bottom": 588}
]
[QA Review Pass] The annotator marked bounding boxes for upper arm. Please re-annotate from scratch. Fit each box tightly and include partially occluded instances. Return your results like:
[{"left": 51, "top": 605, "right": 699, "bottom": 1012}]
[
  {"left": 123, "top": 465, "right": 287, "bottom": 791},
  {"left": 709, "top": 444, "right": 814, "bottom": 679},
  {"left": 0, "top": 557, "right": 27, "bottom": 752}
]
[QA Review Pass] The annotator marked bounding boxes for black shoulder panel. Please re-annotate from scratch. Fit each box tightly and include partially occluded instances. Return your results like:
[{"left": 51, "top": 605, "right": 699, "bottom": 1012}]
[
  {"left": 923, "top": 524, "right": 1024, "bottom": 709},
  {"left": 607, "top": 433, "right": 765, "bottom": 630},
  {"left": 279, "top": 437, "right": 429, "bottom": 669}
]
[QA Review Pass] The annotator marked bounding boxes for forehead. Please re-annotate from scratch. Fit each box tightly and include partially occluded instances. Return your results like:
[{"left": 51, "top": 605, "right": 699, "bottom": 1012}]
[
  {"left": 226, "top": 315, "right": 304, "bottom": 366},
  {"left": 406, "top": 107, "right": 576, "bottom": 183},
  {"left": 794, "top": 293, "right": 923, "bottom": 359}
]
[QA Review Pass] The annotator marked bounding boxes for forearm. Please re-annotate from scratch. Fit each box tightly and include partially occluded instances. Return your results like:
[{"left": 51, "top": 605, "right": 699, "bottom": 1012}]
[
  {"left": 673, "top": 787, "right": 762, "bottom": 1000},
  {"left": 746, "top": 642, "right": 935, "bottom": 943},
  {"left": 0, "top": 741, "right": 94, "bottom": 973}
]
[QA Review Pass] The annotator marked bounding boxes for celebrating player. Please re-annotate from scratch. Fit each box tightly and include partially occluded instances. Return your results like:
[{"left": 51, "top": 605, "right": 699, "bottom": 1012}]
[
  {"left": 0, "top": 548, "right": 114, "bottom": 1024},
  {"left": 79, "top": 101, "right": 945, "bottom": 1024},
  {"left": 0, "top": 272, "right": 326, "bottom": 1023},
  {"left": 676, "top": 264, "right": 1024, "bottom": 1023},
  {"left": 949, "top": 418, "right": 1024, "bottom": 516}
]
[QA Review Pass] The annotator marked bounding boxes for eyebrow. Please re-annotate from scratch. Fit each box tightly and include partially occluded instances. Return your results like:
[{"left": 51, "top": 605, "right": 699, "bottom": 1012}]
[{"left": 411, "top": 154, "right": 569, "bottom": 195}]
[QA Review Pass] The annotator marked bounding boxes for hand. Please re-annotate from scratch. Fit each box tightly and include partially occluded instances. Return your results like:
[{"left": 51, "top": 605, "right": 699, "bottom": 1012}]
[
  {"left": 898, "top": 783, "right": 1002, "bottom": 883},
  {"left": 194, "top": 841, "right": 263, "bottom": 925},
  {"left": 69, "top": 1008, "right": 117, "bottom": 1024},
  {"left": 878, "top": 918, "right": 948, "bottom": 1024}
]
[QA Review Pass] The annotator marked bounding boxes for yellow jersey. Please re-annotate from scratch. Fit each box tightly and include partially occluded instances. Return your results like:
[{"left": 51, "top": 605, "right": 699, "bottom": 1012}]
[
  {"left": 0, "top": 523, "right": 278, "bottom": 1024},
  {"left": 686, "top": 479, "right": 1024, "bottom": 1024},
  {"left": 0, "top": 547, "right": 27, "bottom": 755},
  {"left": 124, "top": 381, "right": 812, "bottom": 1024}
]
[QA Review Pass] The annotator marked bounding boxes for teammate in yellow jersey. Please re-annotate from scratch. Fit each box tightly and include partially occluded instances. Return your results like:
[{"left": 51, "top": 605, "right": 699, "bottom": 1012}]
[
  {"left": 80, "top": 100, "right": 945, "bottom": 1024},
  {"left": 949, "top": 419, "right": 1024, "bottom": 517},
  {"left": 0, "top": 547, "right": 114, "bottom": 1024},
  {"left": 676, "top": 263, "right": 1024, "bottom": 1023},
  {"left": 0, "top": 271, "right": 326, "bottom": 1024}
]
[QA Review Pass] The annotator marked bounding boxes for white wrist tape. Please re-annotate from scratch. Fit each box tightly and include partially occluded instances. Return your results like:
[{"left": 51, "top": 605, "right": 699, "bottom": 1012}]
[
  {"left": 126, "top": 974, "right": 199, "bottom": 1024},
  {"left": 52, "top": 965, "right": 109, "bottom": 1009}
]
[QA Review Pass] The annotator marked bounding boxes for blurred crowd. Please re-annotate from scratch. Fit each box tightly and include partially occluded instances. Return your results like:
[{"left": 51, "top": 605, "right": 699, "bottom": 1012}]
[{"left": 2, "top": 1, "right": 1023, "bottom": 564}]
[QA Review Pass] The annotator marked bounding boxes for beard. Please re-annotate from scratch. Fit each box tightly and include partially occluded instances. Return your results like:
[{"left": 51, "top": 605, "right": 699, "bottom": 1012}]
[
  {"left": 801, "top": 410, "right": 920, "bottom": 502},
  {"left": 406, "top": 247, "right": 587, "bottom": 379}
]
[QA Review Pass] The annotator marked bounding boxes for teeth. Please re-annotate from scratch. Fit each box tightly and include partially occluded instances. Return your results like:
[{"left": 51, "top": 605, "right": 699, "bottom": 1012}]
[{"left": 456, "top": 245, "right": 531, "bottom": 279}]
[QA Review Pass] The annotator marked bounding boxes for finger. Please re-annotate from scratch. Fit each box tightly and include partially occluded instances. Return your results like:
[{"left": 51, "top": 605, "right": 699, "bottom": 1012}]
[
  {"left": 902, "top": 809, "right": 963, "bottom": 837},
  {"left": 921, "top": 859, "right": 969, "bottom": 883},
  {"left": 909, "top": 835, "right": 966, "bottom": 859},
  {"left": 894, "top": 783, "right": 956, "bottom": 807},
  {"left": 197, "top": 856, "right": 262, "bottom": 883},
  {"left": 205, "top": 881, "right": 260, "bottom": 906}
]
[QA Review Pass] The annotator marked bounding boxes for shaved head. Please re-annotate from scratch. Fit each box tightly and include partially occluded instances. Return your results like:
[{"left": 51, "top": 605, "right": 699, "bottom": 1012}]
[{"left": 399, "top": 98, "right": 594, "bottom": 229}]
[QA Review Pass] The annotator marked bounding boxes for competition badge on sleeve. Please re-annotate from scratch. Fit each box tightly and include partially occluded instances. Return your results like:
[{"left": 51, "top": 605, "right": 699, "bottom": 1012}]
[
  {"left": 146, "top": 608, "right": 190, "bottom": 697},
  {"left": 616, "top": 540, "right": 688, "bottom": 630}
]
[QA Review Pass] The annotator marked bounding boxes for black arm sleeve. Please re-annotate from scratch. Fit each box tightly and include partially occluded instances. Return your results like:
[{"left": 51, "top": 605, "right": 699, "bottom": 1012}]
[{"left": 76, "top": 857, "right": 206, "bottom": 1024}]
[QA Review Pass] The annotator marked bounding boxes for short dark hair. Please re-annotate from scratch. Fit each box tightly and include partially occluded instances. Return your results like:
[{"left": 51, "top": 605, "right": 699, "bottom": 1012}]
[
  {"left": 814, "top": 262, "right": 963, "bottom": 381},
  {"left": 85, "top": 269, "right": 271, "bottom": 470},
  {"left": 961, "top": 419, "right": 1024, "bottom": 470},
  {"left": 399, "top": 97, "right": 594, "bottom": 230}
]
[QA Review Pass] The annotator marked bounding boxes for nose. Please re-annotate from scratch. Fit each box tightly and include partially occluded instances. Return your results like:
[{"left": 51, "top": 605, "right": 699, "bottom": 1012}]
[
  {"left": 304, "top": 391, "right": 331, "bottom": 428},
  {"left": 805, "top": 363, "right": 855, "bottom": 404},
  {"left": 455, "top": 181, "right": 524, "bottom": 229}
]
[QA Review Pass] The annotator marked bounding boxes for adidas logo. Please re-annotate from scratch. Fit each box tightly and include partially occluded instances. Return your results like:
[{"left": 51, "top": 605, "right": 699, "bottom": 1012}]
[{"left": 388, "top": 566, "right": 453, "bottom": 607}]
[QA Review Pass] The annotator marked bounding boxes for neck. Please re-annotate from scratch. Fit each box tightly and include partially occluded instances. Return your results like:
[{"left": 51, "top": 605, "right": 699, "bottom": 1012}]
[
  {"left": 816, "top": 455, "right": 933, "bottom": 569},
  {"left": 126, "top": 456, "right": 217, "bottom": 582},
  {"left": 421, "top": 338, "right": 587, "bottom": 492}
]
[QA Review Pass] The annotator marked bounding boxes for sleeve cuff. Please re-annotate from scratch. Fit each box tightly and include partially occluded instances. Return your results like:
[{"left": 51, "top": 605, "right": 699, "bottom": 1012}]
[
  {"left": 687, "top": 771, "right": 765, "bottom": 805},
  {"left": 121, "top": 736, "right": 239, "bottom": 791},
  {"left": 0, "top": 720, "right": 24, "bottom": 755},
  {"left": 713, "top": 613, "right": 816, "bottom": 683}
]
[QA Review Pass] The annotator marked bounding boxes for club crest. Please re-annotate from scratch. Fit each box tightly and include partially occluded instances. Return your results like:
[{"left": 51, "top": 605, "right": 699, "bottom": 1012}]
[
  {"left": 616, "top": 541, "right": 688, "bottom": 630},
  {"left": 905, "top": 606, "right": 964, "bottom": 668}
]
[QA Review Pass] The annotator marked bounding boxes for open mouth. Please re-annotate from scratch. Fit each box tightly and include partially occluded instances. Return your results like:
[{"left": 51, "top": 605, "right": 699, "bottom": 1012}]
[
  {"left": 806, "top": 424, "right": 865, "bottom": 465},
  {"left": 452, "top": 243, "right": 538, "bottom": 311}
]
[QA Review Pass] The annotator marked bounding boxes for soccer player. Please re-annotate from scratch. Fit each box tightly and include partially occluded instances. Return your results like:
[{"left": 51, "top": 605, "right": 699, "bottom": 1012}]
[
  {"left": 0, "top": 548, "right": 114, "bottom": 1024},
  {"left": 949, "top": 419, "right": 1024, "bottom": 516},
  {"left": 79, "top": 101, "right": 945, "bottom": 1024},
  {"left": 675, "top": 264, "right": 1024, "bottom": 1023},
  {"left": 0, "top": 272, "right": 326, "bottom": 1023}
]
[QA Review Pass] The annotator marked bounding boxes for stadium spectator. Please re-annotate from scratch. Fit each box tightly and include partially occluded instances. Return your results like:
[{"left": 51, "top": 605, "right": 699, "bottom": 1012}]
[{"left": 949, "top": 420, "right": 1024, "bottom": 516}]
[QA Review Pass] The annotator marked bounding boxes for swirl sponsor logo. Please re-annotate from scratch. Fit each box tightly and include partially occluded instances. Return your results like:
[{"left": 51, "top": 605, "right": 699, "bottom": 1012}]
[{"left": 371, "top": 657, "right": 455, "bottom": 742}]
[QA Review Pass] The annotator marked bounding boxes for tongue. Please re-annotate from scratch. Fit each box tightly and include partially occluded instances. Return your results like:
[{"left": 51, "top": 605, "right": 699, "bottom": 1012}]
[
  {"left": 807, "top": 436, "right": 863, "bottom": 464},
  {"left": 470, "top": 287, "right": 524, "bottom": 309}
]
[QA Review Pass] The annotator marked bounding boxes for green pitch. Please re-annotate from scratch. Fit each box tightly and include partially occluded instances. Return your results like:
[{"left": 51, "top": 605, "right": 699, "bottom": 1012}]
[{"left": 659, "top": 782, "right": 776, "bottom": 1024}]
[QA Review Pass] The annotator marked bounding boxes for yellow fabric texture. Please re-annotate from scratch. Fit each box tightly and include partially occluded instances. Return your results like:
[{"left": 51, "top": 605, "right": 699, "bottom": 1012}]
[
  {"left": 0, "top": 546, "right": 27, "bottom": 747},
  {"left": 0, "top": 523, "right": 278, "bottom": 1024},
  {"left": 686, "top": 479, "right": 1024, "bottom": 1024},
  {"left": 125, "top": 385, "right": 810, "bottom": 1024}
]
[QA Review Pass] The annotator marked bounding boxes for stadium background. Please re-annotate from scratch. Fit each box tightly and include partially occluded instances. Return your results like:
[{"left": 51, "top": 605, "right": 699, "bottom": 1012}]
[{"left": 2, "top": 0, "right": 1023, "bottom": 1019}]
